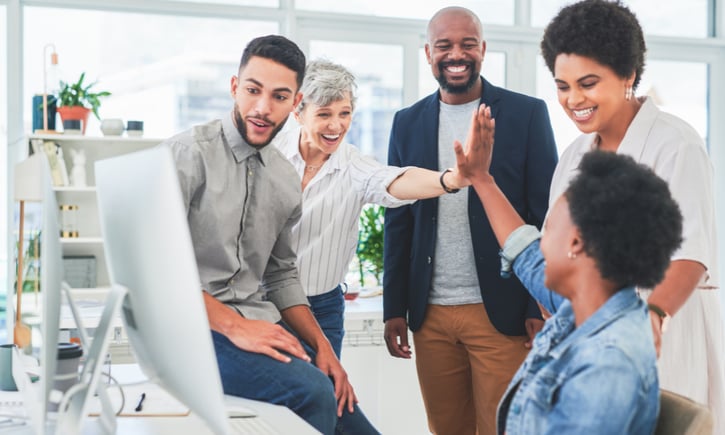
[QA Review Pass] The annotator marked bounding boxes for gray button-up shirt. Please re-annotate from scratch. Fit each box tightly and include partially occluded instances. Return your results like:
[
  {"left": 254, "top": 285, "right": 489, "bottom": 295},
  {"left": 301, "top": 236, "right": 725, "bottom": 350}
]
[{"left": 164, "top": 113, "right": 308, "bottom": 323}]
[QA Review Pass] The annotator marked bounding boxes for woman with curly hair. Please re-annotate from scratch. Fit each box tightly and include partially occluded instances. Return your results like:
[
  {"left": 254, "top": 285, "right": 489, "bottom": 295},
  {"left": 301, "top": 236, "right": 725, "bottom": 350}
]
[
  {"left": 456, "top": 104, "right": 683, "bottom": 433},
  {"left": 540, "top": 0, "right": 724, "bottom": 430}
]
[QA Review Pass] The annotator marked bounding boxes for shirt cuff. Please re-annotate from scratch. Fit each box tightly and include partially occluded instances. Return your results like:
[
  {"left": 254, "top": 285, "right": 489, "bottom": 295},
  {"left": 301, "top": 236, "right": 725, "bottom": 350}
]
[{"left": 499, "top": 225, "right": 541, "bottom": 278}]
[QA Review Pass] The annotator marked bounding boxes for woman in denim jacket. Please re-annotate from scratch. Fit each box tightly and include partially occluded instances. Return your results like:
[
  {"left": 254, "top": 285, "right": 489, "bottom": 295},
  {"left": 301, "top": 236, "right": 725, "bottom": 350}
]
[{"left": 456, "top": 105, "right": 683, "bottom": 434}]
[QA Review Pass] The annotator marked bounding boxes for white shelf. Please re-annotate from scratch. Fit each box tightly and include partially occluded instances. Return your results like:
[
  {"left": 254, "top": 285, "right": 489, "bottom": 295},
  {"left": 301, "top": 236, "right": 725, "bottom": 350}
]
[
  {"left": 54, "top": 186, "right": 97, "bottom": 193},
  {"left": 60, "top": 237, "right": 104, "bottom": 245},
  {"left": 30, "top": 133, "right": 164, "bottom": 145}
]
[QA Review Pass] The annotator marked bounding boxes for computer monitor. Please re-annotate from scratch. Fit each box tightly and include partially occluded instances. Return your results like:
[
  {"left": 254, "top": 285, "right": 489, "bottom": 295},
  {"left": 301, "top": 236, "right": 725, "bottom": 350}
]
[
  {"left": 12, "top": 154, "right": 63, "bottom": 432},
  {"left": 94, "top": 146, "right": 230, "bottom": 435}
]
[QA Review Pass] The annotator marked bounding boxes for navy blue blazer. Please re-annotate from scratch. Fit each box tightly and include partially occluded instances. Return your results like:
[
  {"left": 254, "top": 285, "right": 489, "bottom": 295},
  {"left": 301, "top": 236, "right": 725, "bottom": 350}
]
[{"left": 383, "top": 78, "right": 559, "bottom": 336}]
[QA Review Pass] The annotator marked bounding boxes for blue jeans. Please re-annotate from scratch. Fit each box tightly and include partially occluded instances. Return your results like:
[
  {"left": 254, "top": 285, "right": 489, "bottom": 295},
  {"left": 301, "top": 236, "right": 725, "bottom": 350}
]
[
  {"left": 212, "top": 330, "right": 379, "bottom": 435},
  {"left": 308, "top": 285, "right": 345, "bottom": 359}
]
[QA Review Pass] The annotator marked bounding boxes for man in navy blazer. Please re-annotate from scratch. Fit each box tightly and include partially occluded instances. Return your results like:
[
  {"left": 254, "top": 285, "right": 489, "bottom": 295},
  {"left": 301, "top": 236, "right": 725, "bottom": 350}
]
[{"left": 383, "top": 7, "right": 558, "bottom": 435}]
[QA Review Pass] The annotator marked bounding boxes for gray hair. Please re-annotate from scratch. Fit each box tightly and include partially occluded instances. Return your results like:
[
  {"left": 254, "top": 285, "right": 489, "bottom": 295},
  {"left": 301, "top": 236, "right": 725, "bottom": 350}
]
[{"left": 296, "top": 59, "right": 357, "bottom": 115}]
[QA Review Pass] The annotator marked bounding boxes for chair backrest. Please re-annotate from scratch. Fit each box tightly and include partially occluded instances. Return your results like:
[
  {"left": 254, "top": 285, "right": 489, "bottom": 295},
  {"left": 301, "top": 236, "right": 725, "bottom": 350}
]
[{"left": 655, "top": 389, "right": 712, "bottom": 435}]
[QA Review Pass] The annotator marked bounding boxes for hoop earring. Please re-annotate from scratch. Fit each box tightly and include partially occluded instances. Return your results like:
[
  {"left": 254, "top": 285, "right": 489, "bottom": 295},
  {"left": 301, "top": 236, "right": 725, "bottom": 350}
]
[
  {"left": 625, "top": 86, "right": 633, "bottom": 101},
  {"left": 567, "top": 251, "right": 577, "bottom": 260}
]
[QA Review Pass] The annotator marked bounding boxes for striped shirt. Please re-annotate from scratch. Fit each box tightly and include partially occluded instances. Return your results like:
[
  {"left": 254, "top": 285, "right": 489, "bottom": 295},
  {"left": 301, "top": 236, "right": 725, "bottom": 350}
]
[{"left": 274, "top": 126, "right": 415, "bottom": 296}]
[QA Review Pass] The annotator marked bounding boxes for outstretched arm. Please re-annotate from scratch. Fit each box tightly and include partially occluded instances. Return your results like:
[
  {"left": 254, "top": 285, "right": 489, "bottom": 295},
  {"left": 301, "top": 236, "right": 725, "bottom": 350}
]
[{"left": 385, "top": 108, "right": 484, "bottom": 200}]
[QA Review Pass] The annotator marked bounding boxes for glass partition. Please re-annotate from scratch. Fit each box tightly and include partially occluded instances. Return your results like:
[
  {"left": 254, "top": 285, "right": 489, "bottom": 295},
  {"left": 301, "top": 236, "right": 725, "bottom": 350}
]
[
  {"left": 531, "top": 0, "right": 709, "bottom": 38},
  {"left": 297, "top": 0, "right": 514, "bottom": 24}
]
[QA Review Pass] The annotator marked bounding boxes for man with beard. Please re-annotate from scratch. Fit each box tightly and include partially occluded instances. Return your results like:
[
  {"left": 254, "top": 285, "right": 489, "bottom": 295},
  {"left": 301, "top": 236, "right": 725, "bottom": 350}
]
[
  {"left": 164, "top": 35, "right": 378, "bottom": 435},
  {"left": 383, "top": 7, "right": 558, "bottom": 434}
]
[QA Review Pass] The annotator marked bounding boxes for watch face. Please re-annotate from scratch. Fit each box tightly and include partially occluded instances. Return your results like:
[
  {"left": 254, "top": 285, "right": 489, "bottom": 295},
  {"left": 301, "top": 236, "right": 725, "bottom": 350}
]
[{"left": 661, "top": 315, "right": 671, "bottom": 334}]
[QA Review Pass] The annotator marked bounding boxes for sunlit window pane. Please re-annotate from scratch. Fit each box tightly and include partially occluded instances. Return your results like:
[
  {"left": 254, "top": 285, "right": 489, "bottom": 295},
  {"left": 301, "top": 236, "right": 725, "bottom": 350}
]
[
  {"left": 531, "top": 0, "right": 708, "bottom": 38},
  {"left": 0, "top": 5, "right": 7, "bottom": 325},
  {"left": 309, "top": 41, "right": 403, "bottom": 164},
  {"left": 24, "top": 7, "right": 277, "bottom": 138},
  {"left": 168, "top": 0, "right": 278, "bottom": 6},
  {"left": 297, "top": 0, "right": 514, "bottom": 25},
  {"left": 418, "top": 48, "right": 506, "bottom": 100},
  {"left": 639, "top": 60, "right": 708, "bottom": 143}
]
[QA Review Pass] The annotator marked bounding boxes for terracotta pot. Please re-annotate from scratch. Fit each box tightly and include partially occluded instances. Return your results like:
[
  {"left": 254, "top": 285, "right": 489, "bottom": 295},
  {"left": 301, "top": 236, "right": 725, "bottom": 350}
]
[{"left": 57, "top": 106, "right": 91, "bottom": 135}]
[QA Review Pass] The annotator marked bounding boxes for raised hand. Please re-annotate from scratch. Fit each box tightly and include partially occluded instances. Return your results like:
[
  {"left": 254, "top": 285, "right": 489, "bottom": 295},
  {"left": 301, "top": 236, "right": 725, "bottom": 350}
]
[{"left": 454, "top": 104, "right": 496, "bottom": 183}]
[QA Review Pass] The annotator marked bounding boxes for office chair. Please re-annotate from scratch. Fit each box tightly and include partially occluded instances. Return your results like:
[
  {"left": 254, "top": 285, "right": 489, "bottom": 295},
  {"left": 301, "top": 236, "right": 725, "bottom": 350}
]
[{"left": 655, "top": 389, "right": 712, "bottom": 435}]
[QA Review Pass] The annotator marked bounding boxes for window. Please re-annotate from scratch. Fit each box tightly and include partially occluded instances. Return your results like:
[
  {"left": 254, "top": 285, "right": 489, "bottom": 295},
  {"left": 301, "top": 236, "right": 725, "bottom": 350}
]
[
  {"left": 297, "top": 0, "right": 514, "bottom": 25},
  {"left": 169, "top": 0, "right": 278, "bottom": 6},
  {"left": 24, "top": 7, "right": 277, "bottom": 138},
  {"left": 531, "top": 0, "right": 709, "bottom": 38},
  {"left": 309, "top": 40, "right": 404, "bottom": 164},
  {"left": 0, "top": 4, "right": 7, "bottom": 340}
]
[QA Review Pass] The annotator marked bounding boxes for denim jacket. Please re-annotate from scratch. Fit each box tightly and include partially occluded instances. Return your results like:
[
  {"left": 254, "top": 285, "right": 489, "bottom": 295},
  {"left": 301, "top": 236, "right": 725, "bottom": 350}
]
[{"left": 497, "top": 226, "right": 659, "bottom": 435}]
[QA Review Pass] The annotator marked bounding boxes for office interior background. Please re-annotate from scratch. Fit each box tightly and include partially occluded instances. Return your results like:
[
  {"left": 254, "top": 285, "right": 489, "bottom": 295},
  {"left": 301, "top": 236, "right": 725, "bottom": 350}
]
[{"left": 1, "top": 0, "right": 725, "bottom": 329}]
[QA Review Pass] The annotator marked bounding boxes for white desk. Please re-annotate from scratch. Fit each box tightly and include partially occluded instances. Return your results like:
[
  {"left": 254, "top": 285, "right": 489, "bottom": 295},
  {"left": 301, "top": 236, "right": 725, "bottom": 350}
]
[{"left": 0, "top": 364, "right": 318, "bottom": 434}]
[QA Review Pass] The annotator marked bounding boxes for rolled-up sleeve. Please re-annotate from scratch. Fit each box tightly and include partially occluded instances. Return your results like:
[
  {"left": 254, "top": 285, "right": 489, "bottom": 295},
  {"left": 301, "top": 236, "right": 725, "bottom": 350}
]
[{"left": 500, "top": 225, "right": 541, "bottom": 278}]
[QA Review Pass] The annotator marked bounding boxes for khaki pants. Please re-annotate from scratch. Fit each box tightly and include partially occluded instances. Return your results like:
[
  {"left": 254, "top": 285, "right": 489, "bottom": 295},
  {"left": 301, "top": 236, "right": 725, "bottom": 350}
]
[{"left": 413, "top": 304, "right": 529, "bottom": 435}]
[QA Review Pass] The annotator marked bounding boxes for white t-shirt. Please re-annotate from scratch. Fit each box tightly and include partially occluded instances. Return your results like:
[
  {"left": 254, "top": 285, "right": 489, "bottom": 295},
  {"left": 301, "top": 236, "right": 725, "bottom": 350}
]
[{"left": 549, "top": 97, "right": 719, "bottom": 288}]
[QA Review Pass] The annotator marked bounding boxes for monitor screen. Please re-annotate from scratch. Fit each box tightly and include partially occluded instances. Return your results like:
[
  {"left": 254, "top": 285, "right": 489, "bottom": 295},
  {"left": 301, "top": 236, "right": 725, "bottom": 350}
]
[
  {"left": 11, "top": 153, "right": 64, "bottom": 433},
  {"left": 95, "top": 146, "right": 229, "bottom": 435}
]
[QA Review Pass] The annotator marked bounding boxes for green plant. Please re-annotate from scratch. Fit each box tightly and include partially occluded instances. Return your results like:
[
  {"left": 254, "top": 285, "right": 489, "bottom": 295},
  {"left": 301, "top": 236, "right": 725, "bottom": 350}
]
[
  {"left": 356, "top": 205, "right": 385, "bottom": 287},
  {"left": 57, "top": 72, "right": 111, "bottom": 120},
  {"left": 15, "top": 230, "right": 41, "bottom": 293}
]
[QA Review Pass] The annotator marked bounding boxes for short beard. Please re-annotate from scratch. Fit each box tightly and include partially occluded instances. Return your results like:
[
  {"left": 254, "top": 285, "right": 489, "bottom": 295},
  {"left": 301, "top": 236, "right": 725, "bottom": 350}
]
[
  {"left": 435, "top": 60, "right": 480, "bottom": 94},
  {"left": 233, "top": 104, "right": 288, "bottom": 149}
]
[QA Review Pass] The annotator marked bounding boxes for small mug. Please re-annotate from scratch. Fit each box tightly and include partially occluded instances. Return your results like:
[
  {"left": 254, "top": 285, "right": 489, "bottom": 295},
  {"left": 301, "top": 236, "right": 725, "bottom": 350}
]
[
  {"left": 126, "top": 120, "right": 144, "bottom": 137},
  {"left": 0, "top": 344, "right": 18, "bottom": 391}
]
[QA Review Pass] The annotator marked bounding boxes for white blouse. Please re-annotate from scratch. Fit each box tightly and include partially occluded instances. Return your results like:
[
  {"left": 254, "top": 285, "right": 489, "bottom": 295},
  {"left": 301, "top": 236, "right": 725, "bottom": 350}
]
[
  {"left": 274, "top": 126, "right": 414, "bottom": 296},
  {"left": 549, "top": 97, "right": 719, "bottom": 288}
]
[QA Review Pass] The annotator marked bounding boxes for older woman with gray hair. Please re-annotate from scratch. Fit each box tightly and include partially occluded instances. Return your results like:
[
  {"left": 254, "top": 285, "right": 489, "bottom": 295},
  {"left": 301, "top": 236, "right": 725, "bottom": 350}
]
[{"left": 274, "top": 59, "right": 472, "bottom": 357}]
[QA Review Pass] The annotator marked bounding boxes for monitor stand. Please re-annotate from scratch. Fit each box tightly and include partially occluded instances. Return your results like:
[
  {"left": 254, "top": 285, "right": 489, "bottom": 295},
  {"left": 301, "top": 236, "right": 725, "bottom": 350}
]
[{"left": 55, "top": 283, "right": 127, "bottom": 434}]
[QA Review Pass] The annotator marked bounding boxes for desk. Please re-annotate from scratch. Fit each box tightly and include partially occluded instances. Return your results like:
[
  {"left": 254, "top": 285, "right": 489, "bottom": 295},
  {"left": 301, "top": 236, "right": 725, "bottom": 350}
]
[{"left": 0, "top": 364, "right": 318, "bottom": 434}]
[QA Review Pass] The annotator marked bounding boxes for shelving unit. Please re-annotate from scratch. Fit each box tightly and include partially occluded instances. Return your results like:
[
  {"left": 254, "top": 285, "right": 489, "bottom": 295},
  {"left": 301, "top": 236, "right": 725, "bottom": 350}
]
[{"left": 28, "top": 134, "right": 163, "bottom": 292}]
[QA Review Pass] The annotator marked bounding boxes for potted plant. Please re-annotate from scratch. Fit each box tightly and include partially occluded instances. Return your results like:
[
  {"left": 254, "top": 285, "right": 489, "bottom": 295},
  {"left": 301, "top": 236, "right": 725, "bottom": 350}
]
[
  {"left": 356, "top": 204, "right": 385, "bottom": 287},
  {"left": 56, "top": 72, "right": 111, "bottom": 134}
]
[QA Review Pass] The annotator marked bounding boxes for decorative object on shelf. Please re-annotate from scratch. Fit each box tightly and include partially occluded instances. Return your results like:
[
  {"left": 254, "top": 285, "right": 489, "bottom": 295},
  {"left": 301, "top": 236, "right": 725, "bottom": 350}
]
[
  {"left": 70, "top": 149, "right": 87, "bottom": 187},
  {"left": 60, "top": 204, "right": 80, "bottom": 238},
  {"left": 126, "top": 120, "right": 144, "bottom": 137},
  {"left": 34, "top": 43, "right": 60, "bottom": 134},
  {"left": 62, "top": 256, "right": 97, "bottom": 288},
  {"left": 100, "top": 118, "right": 124, "bottom": 136},
  {"left": 356, "top": 204, "right": 385, "bottom": 287},
  {"left": 34, "top": 140, "right": 69, "bottom": 186},
  {"left": 62, "top": 119, "right": 82, "bottom": 135},
  {"left": 56, "top": 72, "right": 111, "bottom": 135},
  {"left": 32, "top": 94, "right": 57, "bottom": 133},
  {"left": 13, "top": 154, "right": 47, "bottom": 349}
]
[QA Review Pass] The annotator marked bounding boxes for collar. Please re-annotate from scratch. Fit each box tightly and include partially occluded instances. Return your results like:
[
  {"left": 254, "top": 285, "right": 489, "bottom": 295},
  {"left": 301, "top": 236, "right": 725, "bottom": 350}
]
[
  {"left": 616, "top": 97, "right": 658, "bottom": 160},
  {"left": 278, "top": 125, "right": 345, "bottom": 173},
  {"left": 221, "top": 111, "right": 270, "bottom": 166},
  {"left": 546, "top": 287, "right": 641, "bottom": 359}
]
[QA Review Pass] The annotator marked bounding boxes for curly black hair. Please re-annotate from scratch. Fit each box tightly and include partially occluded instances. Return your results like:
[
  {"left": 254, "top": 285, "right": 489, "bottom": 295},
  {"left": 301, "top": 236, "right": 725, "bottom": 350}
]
[
  {"left": 239, "top": 35, "right": 306, "bottom": 90},
  {"left": 565, "top": 151, "right": 682, "bottom": 289},
  {"left": 540, "top": 0, "right": 646, "bottom": 90}
]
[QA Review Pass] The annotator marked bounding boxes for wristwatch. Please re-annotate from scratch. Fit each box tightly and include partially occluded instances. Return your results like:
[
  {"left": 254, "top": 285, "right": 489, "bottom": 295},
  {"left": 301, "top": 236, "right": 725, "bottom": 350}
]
[
  {"left": 439, "top": 168, "right": 460, "bottom": 194},
  {"left": 647, "top": 303, "right": 671, "bottom": 333}
]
